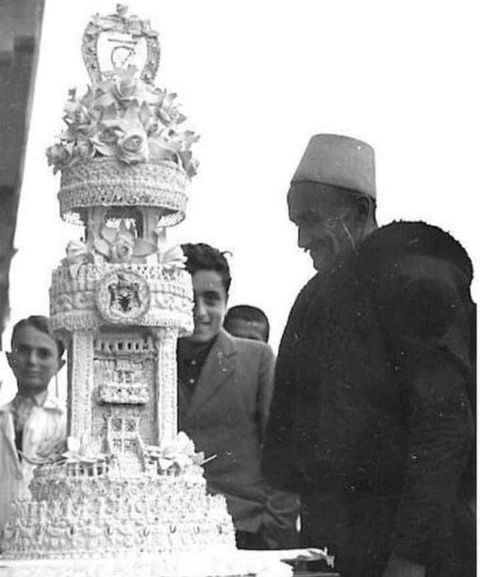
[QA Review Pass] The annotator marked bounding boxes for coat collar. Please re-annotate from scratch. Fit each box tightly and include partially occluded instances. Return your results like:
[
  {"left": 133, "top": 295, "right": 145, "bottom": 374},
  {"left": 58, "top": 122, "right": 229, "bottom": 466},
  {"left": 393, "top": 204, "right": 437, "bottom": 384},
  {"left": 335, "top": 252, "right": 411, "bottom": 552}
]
[
  {"left": 185, "top": 329, "right": 237, "bottom": 420},
  {"left": 0, "top": 389, "right": 64, "bottom": 414},
  {"left": 0, "top": 390, "right": 63, "bottom": 477},
  {"left": 40, "top": 391, "right": 64, "bottom": 412},
  {"left": 357, "top": 221, "right": 473, "bottom": 284}
]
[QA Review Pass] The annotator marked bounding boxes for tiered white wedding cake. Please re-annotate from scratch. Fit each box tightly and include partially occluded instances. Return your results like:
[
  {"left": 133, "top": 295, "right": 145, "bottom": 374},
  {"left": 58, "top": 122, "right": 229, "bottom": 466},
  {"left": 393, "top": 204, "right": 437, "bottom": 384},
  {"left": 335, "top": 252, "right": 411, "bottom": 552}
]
[{"left": 0, "top": 6, "right": 293, "bottom": 577}]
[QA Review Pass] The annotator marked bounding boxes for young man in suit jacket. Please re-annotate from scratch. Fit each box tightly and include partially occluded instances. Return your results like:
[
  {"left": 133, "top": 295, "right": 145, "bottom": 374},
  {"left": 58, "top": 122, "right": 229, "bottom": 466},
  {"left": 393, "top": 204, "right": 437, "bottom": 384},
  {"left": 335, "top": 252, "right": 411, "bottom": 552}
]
[{"left": 177, "top": 243, "right": 298, "bottom": 549}]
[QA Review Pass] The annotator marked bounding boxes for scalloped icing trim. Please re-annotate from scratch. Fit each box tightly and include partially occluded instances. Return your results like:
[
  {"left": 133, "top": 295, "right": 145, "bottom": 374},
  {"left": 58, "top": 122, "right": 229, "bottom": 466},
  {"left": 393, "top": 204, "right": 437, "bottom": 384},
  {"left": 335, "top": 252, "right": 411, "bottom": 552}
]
[{"left": 50, "top": 262, "right": 193, "bottom": 332}]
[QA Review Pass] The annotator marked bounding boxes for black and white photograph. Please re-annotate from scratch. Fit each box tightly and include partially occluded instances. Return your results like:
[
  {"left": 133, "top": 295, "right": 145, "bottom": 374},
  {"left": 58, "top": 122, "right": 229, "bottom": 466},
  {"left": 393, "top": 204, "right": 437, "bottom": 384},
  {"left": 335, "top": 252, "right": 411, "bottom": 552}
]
[{"left": 0, "top": 1, "right": 477, "bottom": 576}]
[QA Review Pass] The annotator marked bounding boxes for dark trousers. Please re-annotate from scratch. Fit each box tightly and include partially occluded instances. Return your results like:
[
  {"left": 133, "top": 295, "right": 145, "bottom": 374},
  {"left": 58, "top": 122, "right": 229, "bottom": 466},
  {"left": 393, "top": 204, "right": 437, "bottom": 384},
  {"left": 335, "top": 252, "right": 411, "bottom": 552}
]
[
  {"left": 301, "top": 492, "right": 476, "bottom": 577},
  {"left": 236, "top": 530, "right": 268, "bottom": 550},
  {"left": 301, "top": 493, "right": 397, "bottom": 577},
  {"left": 236, "top": 526, "right": 300, "bottom": 550}
]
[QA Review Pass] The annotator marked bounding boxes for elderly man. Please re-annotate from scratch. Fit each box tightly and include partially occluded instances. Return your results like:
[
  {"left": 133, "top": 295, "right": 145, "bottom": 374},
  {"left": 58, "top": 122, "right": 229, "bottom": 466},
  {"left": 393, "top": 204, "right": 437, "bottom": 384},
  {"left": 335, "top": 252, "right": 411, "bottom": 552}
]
[
  {"left": 262, "top": 135, "right": 475, "bottom": 577},
  {"left": 0, "top": 316, "right": 66, "bottom": 534}
]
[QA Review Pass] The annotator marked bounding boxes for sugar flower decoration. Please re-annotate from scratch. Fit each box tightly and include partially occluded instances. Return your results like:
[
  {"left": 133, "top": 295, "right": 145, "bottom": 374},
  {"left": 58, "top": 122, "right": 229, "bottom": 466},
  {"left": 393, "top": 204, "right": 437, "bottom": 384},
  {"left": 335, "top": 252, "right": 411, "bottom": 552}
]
[
  {"left": 93, "top": 220, "right": 157, "bottom": 263},
  {"left": 22, "top": 433, "right": 107, "bottom": 466},
  {"left": 62, "top": 239, "right": 92, "bottom": 278},
  {"left": 157, "top": 244, "right": 186, "bottom": 271},
  {"left": 61, "top": 434, "right": 108, "bottom": 464},
  {"left": 46, "top": 64, "right": 199, "bottom": 176},
  {"left": 144, "top": 432, "right": 207, "bottom": 473}
]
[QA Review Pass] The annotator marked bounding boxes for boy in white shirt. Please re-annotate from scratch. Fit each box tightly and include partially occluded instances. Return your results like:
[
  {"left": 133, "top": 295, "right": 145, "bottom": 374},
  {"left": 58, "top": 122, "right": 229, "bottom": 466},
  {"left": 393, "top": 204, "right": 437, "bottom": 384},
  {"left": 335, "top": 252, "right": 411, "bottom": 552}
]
[{"left": 0, "top": 316, "right": 65, "bottom": 534}]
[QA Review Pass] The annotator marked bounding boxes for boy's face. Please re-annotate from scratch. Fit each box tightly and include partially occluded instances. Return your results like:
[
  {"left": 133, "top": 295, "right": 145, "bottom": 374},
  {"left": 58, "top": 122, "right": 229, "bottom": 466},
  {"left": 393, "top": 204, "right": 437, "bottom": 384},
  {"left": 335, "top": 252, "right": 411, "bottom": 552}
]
[
  {"left": 7, "top": 325, "right": 63, "bottom": 395},
  {"left": 189, "top": 270, "right": 228, "bottom": 343}
]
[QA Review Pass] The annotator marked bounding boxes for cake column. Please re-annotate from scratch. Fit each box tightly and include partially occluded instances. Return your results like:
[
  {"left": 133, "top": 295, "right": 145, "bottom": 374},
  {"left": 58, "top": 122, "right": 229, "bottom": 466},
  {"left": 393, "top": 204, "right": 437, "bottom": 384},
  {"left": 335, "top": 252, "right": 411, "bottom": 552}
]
[
  {"left": 68, "top": 330, "right": 94, "bottom": 438},
  {"left": 155, "top": 326, "right": 179, "bottom": 444}
]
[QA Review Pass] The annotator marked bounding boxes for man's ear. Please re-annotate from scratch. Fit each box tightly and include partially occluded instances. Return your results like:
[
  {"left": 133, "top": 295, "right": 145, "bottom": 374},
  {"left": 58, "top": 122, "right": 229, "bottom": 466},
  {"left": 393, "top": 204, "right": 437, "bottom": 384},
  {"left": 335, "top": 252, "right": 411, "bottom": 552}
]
[
  {"left": 57, "top": 358, "right": 66, "bottom": 373},
  {"left": 355, "top": 195, "right": 371, "bottom": 223},
  {"left": 6, "top": 351, "right": 13, "bottom": 371}
]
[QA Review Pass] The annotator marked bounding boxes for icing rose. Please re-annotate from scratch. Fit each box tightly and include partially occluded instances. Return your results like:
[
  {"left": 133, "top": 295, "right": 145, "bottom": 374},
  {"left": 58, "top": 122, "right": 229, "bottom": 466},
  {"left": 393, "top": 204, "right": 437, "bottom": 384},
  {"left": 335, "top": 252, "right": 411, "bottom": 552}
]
[
  {"left": 93, "top": 222, "right": 156, "bottom": 263},
  {"left": 91, "top": 125, "right": 121, "bottom": 157},
  {"left": 69, "top": 137, "right": 95, "bottom": 165},
  {"left": 46, "top": 144, "right": 70, "bottom": 173},
  {"left": 110, "top": 234, "right": 135, "bottom": 263},
  {"left": 117, "top": 130, "right": 149, "bottom": 164},
  {"left": 47, "top": 61, "right": 198, "bottom": 173},
  {"left": 113, "top": 73, "right": 139, "bottom": 103}
]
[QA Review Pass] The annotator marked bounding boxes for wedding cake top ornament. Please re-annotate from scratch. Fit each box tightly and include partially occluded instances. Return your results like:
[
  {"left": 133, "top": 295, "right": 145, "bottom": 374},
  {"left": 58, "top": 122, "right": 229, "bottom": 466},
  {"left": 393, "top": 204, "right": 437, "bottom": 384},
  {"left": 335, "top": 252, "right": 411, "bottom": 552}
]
[{"left": 47, "top": 3, "right": 198, "bottom": 227}]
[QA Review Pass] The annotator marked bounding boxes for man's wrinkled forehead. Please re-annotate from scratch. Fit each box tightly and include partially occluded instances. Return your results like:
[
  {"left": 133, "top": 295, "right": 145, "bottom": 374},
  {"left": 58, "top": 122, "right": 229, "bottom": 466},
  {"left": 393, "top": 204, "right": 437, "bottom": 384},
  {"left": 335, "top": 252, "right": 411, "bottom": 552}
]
[{"left": 287, "top": 182, "right": 346, "bottom": 219}]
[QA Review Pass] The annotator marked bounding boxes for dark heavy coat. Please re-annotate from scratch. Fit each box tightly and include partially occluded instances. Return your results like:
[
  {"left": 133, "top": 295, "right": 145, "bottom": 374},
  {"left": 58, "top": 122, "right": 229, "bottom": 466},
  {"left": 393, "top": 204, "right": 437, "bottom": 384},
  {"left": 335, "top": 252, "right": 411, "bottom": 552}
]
[{"left": 263, "top": 222, "right": 475, "bottom": 577}]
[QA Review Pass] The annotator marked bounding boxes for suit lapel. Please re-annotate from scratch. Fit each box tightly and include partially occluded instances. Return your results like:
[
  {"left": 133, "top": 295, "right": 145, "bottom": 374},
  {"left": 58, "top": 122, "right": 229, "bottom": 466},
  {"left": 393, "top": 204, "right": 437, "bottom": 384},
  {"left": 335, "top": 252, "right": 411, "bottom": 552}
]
[{"left": 186, "top": 330, "right": 237, "bottom": 420}]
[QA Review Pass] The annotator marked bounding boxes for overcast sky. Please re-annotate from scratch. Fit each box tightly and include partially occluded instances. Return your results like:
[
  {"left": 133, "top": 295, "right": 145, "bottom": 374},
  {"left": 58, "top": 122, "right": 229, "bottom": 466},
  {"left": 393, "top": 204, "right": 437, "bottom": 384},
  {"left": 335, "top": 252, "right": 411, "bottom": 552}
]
[{"left": 1, "top": 0, "right": 478, "bottom": 400}]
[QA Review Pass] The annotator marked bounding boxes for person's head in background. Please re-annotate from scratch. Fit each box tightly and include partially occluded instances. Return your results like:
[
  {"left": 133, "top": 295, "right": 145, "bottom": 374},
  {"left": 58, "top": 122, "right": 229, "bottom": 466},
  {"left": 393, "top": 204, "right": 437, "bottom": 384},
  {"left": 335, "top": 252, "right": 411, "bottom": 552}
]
[
  {"left": 224, "top": 305, "right": 270, "bottom": 343},
  {"left": 6, "top": 316, "right": 65, "bottom": 397},
  {"left": 181, "top": 243, "right": 231, "bottom": 344}
]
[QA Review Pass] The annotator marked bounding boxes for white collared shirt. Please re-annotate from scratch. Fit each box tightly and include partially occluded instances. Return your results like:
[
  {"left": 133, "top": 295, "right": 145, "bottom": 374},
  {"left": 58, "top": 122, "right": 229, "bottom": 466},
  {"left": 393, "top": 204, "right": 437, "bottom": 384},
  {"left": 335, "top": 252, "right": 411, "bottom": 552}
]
[{"left": 0, "top": 389, "right": 66, "bottom": 531}]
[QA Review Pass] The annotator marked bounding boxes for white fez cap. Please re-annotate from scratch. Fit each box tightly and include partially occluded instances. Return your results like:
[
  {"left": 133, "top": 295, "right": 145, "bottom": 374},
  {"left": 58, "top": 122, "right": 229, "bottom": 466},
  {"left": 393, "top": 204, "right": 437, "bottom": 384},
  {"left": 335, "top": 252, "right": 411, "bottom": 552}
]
[{"left": 291, "top": 134, "right": 376, "bottom": 199}]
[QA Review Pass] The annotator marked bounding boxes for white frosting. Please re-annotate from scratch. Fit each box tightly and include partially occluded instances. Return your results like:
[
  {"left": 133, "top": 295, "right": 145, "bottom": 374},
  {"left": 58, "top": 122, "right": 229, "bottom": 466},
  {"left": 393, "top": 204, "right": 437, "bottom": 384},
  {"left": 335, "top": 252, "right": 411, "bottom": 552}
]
[
  {"left": 0, "top": 551, "right": 293, "bottom": 577},
  {"left": 2, "top": 464, "right": 235, "bottom": 560},
  {"left": 49, "top": 262, "right": 193, "bottom": 335},
  {"left": 58, "top": 160, "right": 189, "bottom": 228}
]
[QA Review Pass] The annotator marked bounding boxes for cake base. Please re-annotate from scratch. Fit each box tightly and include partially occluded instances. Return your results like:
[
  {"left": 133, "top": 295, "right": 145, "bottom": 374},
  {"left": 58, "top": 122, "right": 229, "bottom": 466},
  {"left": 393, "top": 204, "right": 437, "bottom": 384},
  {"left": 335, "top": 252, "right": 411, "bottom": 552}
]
[
  {"left": 1, "top": 457, "right": 235, "bottom": 560},
  {"left": 0, "top": 550, "right": 293, "bottom": 577}
]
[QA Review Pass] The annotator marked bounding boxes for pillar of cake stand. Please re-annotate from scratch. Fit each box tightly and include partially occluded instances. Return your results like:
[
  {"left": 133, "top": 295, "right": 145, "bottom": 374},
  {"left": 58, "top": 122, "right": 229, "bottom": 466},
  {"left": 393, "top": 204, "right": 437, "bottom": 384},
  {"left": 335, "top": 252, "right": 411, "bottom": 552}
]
[
  {"left": 68, "top": 330, "right": 95, "bottom": 440},
  {"left": 154, "top": 325, "right": 179, "bottom": 444}
]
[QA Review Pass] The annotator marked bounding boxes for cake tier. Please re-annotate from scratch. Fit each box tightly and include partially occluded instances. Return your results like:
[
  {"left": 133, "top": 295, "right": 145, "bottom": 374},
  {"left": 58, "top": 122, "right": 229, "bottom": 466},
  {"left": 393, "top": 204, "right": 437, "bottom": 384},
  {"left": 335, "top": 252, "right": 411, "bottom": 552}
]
[
  {"left": 59, "top": 159, "right": 189, "bottom": 227},
  {"left": 49, "top": 262, "right": 193, "bottom": 333},
  {"left": 0, "top": 551, "right": 293, "bottom": 577},
  {"left": 2, "top": 464, "right": 235, "bottom": 560}
]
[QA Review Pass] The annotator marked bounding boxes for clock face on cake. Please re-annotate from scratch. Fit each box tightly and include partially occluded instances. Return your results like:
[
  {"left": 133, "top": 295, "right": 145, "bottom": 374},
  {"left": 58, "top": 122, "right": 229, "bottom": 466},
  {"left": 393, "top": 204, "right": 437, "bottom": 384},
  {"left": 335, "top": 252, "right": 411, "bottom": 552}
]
[{"left": 96, "top": 268, "right": 151, "bottom": 324}]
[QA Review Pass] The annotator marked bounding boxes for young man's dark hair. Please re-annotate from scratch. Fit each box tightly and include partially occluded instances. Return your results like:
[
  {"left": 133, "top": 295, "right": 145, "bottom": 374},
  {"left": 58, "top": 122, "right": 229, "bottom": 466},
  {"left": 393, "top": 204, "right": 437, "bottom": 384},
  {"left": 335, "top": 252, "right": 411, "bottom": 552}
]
[
  {"left": 224, "top": 305, "right": 270, "bottom": 343},
  {"left": 11, "top": 315, "right": 65, "bottom": 358},
  {"left": 181, "top": 243, "right": 232, "bottom": 295}
]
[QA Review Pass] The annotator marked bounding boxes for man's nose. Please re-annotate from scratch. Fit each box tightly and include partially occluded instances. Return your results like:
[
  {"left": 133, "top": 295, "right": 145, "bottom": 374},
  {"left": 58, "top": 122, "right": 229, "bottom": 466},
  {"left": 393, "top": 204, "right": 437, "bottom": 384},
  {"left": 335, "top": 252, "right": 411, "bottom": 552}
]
[
  {"left": 194, "top": 298, "right": 207, "bottom": 318},
  {"left": 297, "top": 226, "right": 312, "bottom": 249},
  {"left": 25, "top": 350, "right": 39, "bottom": 365}
]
